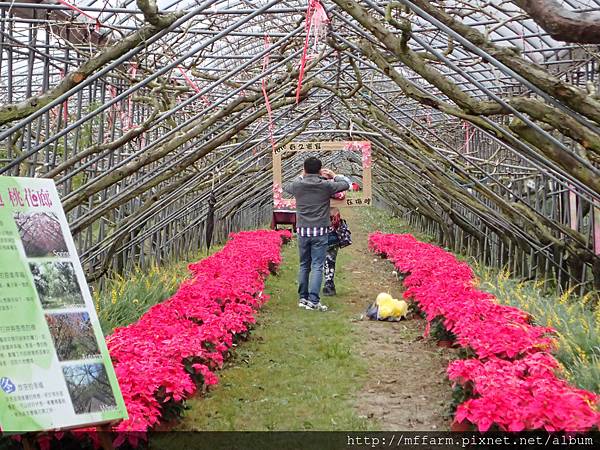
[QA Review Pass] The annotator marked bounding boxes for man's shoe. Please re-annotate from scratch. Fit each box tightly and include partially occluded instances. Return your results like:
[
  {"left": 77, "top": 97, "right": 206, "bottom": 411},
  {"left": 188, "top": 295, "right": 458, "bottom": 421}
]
[
  {"left": 298, "top": 298, "right": 310, "bottom": 308},
  {"left": 304, "top": 301, "right": 328, "bottom": 311},
  {"left": 322, "top": 285, "right": 336, "bottom": 296}
]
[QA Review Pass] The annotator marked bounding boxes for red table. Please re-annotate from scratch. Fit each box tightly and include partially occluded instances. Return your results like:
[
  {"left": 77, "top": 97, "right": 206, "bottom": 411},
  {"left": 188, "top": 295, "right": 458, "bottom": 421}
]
[{"left": 271, "top": 209, "right": 296, "bottom": 230}]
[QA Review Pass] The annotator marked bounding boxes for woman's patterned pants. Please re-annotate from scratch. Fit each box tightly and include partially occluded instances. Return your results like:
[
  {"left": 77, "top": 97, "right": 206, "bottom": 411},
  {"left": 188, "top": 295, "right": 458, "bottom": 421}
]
[{"left": 323, "top": 246, "right": 338, "bottom": 289}]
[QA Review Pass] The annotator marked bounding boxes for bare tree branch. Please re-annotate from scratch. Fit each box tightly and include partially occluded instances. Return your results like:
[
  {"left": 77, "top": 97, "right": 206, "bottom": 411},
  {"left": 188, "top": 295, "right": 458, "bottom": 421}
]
[{"left": 514, "top": 0, "right": 600, "bottom": 44}]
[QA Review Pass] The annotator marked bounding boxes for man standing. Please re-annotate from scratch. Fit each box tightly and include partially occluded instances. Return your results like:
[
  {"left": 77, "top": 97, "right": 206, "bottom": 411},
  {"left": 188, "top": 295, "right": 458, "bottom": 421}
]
[{"left": 284, "top": 157, "right": 350, "bottom": 311}]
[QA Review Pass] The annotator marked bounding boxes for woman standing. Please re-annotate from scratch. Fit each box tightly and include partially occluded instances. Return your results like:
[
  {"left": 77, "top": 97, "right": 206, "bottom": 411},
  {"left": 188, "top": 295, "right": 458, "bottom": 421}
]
[{"left": 322, "top": 207, "right": 351, "bottom": 296}]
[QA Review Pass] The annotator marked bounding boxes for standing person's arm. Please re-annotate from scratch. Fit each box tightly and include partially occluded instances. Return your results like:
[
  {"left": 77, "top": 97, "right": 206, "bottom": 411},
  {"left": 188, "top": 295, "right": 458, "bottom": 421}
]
[
  {"left": 327, "top": 174, "right": 351, "bottom": 194},
  {"left": 283, "top": 174, "right": 302, "bottom": 195}
]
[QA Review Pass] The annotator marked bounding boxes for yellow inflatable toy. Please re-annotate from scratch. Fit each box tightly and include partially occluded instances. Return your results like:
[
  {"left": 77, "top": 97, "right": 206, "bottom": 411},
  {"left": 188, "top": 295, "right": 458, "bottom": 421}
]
[{"left": 367, "top": 293, "right": 408, "bottom": 321}]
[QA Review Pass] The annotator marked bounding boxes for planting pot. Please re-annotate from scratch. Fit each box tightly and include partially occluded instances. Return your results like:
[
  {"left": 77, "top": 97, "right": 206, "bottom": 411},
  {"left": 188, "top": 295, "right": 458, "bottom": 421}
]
[
  {"left": 437, "top": 339, "right": 455, "bottom": 348},
  {"left": 268, "top": 261, "right": 278, "bottom": 275},
  {"left": 437, "top": 338, "right": 461, "bottom": 349},
  {"left": 450, "top": 419, "right": 474, "bottom": 432}
]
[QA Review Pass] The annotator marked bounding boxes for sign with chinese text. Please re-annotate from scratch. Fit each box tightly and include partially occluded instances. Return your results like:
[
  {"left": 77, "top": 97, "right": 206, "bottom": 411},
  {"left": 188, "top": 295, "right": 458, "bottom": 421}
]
[
  {"left": 272, "top": 141, "right": 373, "bottom": 209},
  {"left": 0, "top": 176, "right": 127, "bottom": 432}
]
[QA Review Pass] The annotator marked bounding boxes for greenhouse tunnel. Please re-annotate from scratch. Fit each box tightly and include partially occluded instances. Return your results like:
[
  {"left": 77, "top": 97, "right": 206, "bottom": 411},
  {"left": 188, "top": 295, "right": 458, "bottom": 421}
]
[{"left": 1, "top": 0, "right": 600, "bottom": 295}]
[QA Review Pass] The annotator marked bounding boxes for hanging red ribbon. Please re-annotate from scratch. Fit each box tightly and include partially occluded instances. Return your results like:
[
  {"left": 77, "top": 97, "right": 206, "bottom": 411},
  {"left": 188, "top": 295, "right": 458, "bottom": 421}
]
[
  {"left": 462, "top": 120, "right": 474, "bottom": 153},
  {"left": 296, "top": 0, "right": 328, "bottom": 103},
  {"left": 58, "top": 69, "right": 68, "bottom": 124},
  {"left": 262, "top": 34, "right": 276, "bottom": 153},
  {"left": 568, "top": 184, "right": 578, "bottom": 231},
  {"left": 108, "top": 84, "right": 127, "bottom": 131},
  {"left": 177, "top": 66, "right": 201, "bottom": 93},
  {"left": 125, "top": 63, "right": 138, "bottom": 131},
  {"left": 106, "top": 85, "right": 115, "bottom": 131},
  {"left": 56, "top": 0, "right": 102, "bottom": 31},
  {"left": 177, "top": 65, "right": 211, "bottom": 106}
]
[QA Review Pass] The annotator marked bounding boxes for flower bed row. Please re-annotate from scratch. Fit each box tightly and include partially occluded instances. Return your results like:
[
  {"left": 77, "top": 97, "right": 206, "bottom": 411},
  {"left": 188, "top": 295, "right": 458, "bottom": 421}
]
[
  {"left": 368, "top": 232, "right": 600, "bottom": 432},
  {"left": 106, "top": 229, "right": 290, "bottom": 435}
]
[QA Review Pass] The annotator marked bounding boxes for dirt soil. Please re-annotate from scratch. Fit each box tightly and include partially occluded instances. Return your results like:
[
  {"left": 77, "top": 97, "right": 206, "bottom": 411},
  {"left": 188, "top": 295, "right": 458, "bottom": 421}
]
[{"left": 341, "top": 209, "right": 458, "bottom": 430}]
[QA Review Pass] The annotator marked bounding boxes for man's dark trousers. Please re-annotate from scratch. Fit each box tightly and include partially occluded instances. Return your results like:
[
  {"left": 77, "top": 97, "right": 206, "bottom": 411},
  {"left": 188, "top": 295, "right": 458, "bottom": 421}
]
[{"left": 297, "top": 234, "right": 328, "bottom": 304}]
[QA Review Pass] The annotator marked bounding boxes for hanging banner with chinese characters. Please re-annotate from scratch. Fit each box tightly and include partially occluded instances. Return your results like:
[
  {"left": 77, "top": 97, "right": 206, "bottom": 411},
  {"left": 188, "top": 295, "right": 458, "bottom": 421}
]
[
  {"left": 0, "top": 176, "right": 127, "bottom": 433},
  {"left": 272, "top": 141, "right": 373, "bottom": 209}
]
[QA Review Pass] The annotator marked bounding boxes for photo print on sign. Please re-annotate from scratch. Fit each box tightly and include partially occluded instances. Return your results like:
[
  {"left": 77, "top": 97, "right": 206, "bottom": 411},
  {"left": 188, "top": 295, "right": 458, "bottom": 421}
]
[
  {"left": 29, "top": 261, "right": 85, "bottom": 309},
  {"left": 45, "top": 312, "right": 100, "bottom": 361},
  {"left": 62, "top": 363, "right": 117, "bottom": 415},
  {"left": 13, "top": 212, "right": 69, "bottom": 258}
]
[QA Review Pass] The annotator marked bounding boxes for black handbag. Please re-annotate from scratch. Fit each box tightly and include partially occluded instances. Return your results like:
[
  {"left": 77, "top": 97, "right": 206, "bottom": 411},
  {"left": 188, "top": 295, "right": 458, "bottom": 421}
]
[{"left": 327, "top": 229, "right": 340, "bottom": 247}]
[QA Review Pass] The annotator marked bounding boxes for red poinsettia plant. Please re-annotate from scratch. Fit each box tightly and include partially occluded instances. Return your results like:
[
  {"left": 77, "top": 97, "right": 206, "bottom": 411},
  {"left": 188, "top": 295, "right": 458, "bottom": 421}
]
[
  {"left": 369, "top": 232, "right": 600, "bottom": 432},
  {"left": 108, "top": 230, "right": 290, "bottom": 436}
]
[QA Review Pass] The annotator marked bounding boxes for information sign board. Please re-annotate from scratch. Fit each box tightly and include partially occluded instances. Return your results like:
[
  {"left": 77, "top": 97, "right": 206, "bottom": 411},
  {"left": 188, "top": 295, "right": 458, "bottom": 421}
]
[{"left": 0, "top": 176, "right": 127, "bottom": 432}]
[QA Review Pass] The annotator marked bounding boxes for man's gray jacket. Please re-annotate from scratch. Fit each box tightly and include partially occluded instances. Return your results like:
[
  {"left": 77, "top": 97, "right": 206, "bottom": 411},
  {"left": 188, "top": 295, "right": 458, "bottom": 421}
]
[{"left": 283, "top": 174, "right": 350, "bottom": 228}]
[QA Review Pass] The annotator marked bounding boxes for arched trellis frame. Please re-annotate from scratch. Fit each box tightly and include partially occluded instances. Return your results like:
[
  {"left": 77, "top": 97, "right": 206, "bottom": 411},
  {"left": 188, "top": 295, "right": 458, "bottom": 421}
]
[{"left": 0, "top": 0, "right": 598, "bottom": 293}]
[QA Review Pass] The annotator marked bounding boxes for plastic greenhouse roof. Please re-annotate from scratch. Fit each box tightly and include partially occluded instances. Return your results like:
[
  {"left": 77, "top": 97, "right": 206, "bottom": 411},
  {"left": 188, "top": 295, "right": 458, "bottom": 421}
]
[{"left": 0, "top": 0, "right": 591, "bottom": 101}]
